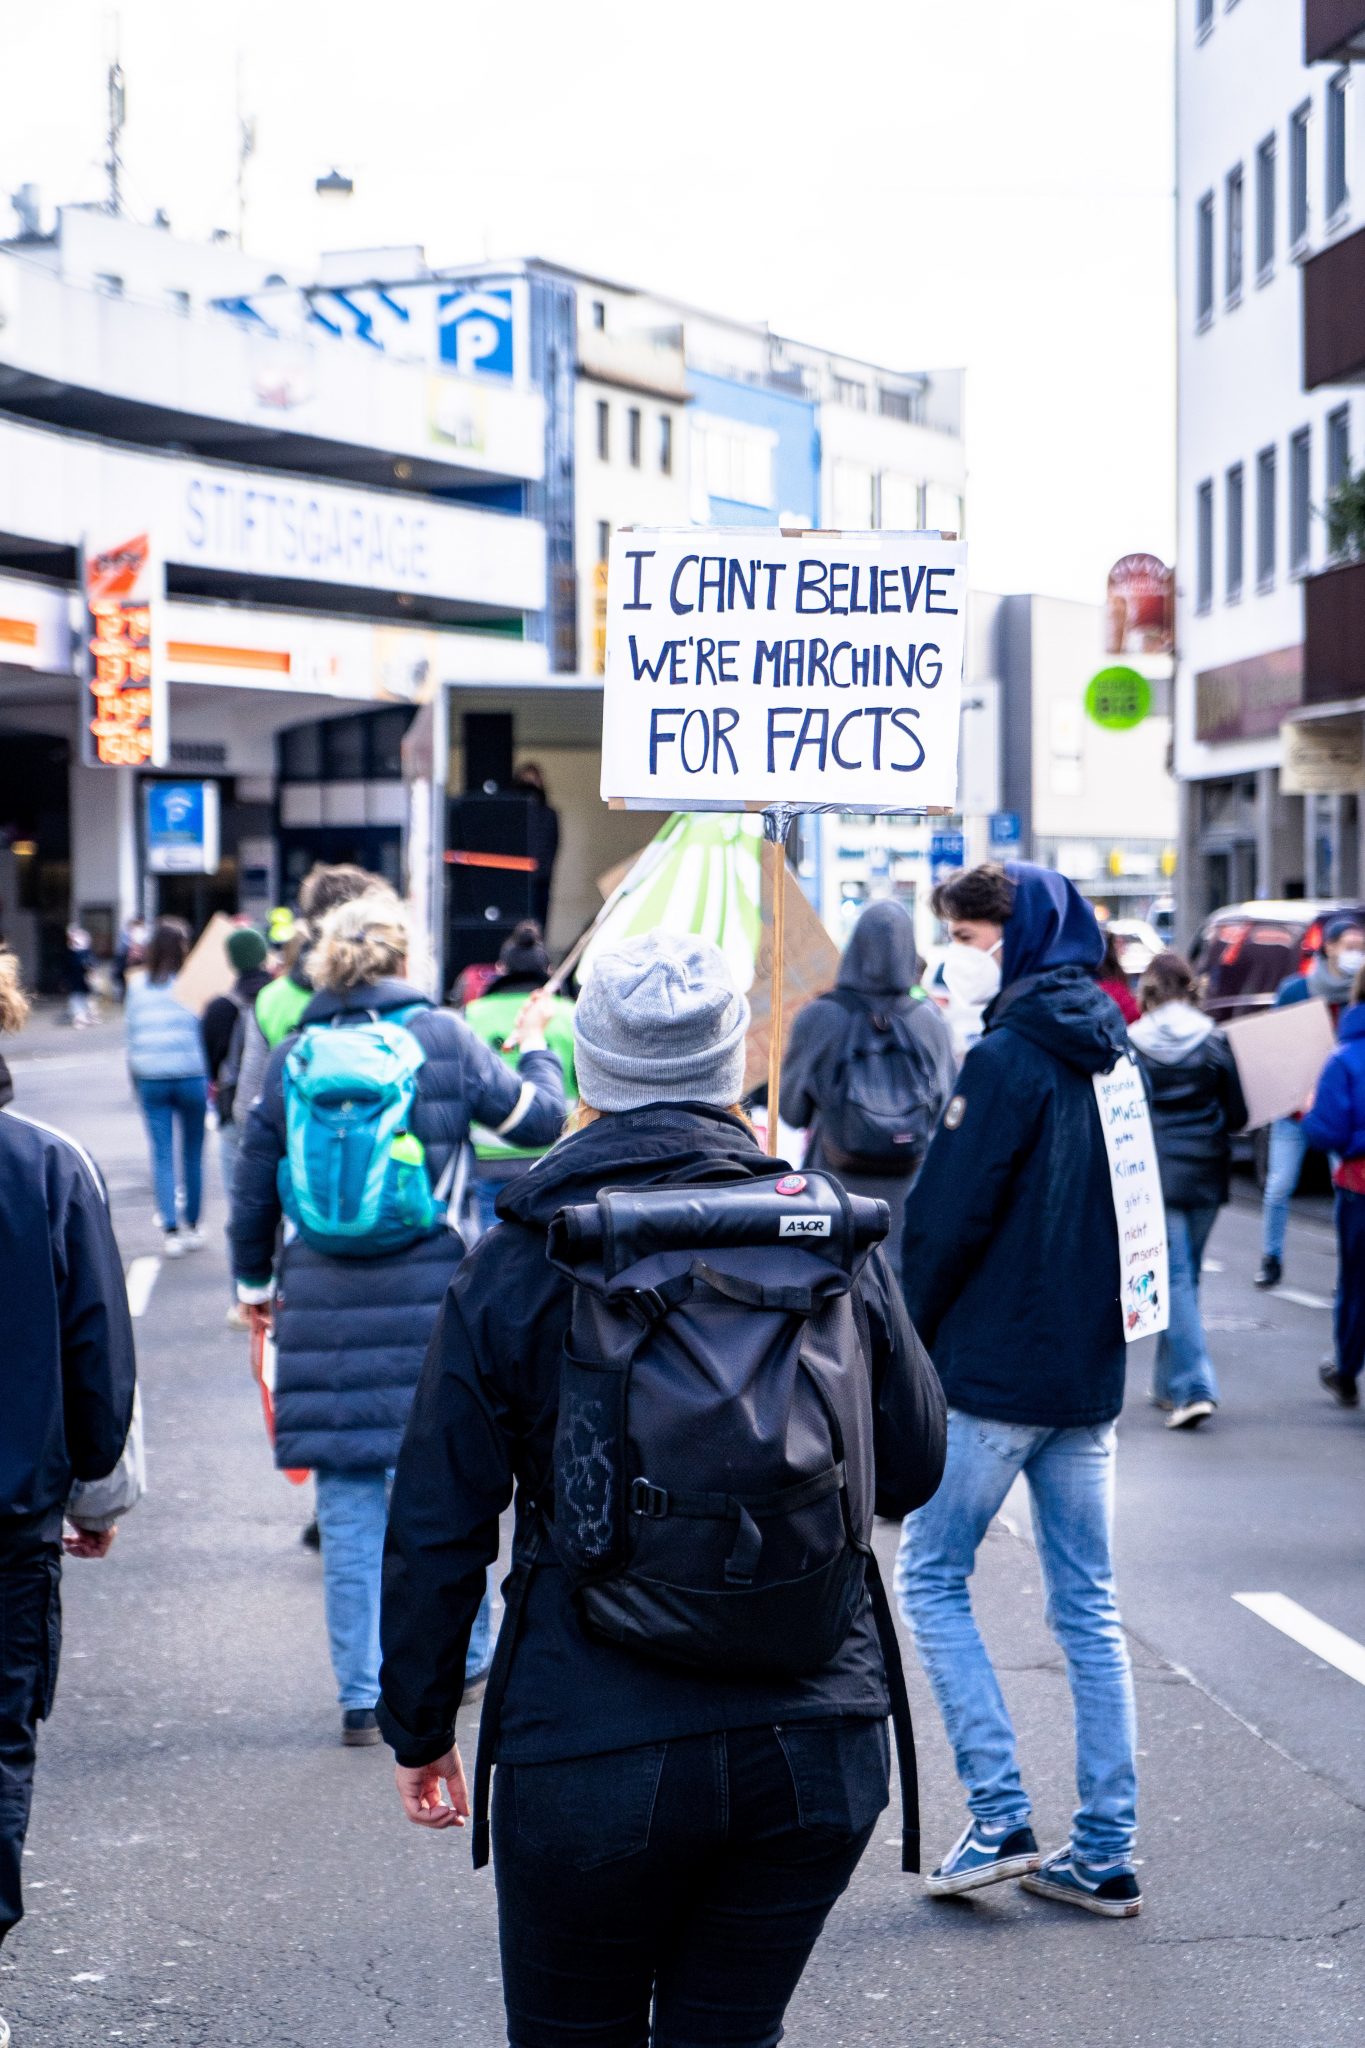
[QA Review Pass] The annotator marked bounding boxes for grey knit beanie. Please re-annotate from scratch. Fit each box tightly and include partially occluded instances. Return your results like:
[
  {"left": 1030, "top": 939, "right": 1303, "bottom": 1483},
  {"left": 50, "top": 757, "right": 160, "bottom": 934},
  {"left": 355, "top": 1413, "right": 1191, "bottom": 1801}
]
[{"left": 574, "top": 932, "right": 751, "bottom": 1112}]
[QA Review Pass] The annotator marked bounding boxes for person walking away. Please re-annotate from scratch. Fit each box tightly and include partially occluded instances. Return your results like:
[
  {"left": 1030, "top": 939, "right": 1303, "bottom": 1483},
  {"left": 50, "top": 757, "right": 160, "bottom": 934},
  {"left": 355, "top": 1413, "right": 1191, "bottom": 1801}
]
[
  {"left": 1094, "top": 930, "right": 1139, "bottom": 1025},
  {"left": 0, "top": 947, "right": 142, "bottom": 2033},
  {"left": 896, "top": 860, "right": 1145, "bottom": 1916},
  {"left": 232, "top": 891, "right": 564, "bottom": 1747},
  {"left": 781, "top": 898, "right": 956, "bottom": 1285},
  {"left": 233, "top": 864, "right": 385, "bottom": 1125},
  {"left": 124, "top": 918, "right": 209, "bottom": 1257},
  {"left": 1300, "top": 962, "right": 1365, "bottom": 1409},
  {"left": 462, "top": 919, "right": 577, "bottom": 1235},
  {"left": 202, "top": 926, "right": 273, "bottom": 1326},
  {"left": 377, "top": 932, "right": 947, "bottom": 2046},
  {"left": 1129, "top": 951, "right": 1247, "bottom": 1430},
  {"left": 1256, "top": 914, "right": 1365, "bottom": 1289},
  {"left": 511, "top": 762, "right": 560, "bottom": 930},
  {"left": 63, "top": 924, "right": 96, "bottom": 1028}
]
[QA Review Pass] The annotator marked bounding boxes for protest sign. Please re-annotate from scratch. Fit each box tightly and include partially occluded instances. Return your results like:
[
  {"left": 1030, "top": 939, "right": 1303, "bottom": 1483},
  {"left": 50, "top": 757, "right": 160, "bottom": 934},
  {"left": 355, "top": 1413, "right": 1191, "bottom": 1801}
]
[
  {"left": 171, "top": 912, "right": 239, "bottom": 1014},
  {"left": 743, "top": 854, "right": 841, "bottom": 1097},
  {"left": 1224, "top": 998, "right": 1337, "bottom": 1130},
  {"left": 600, "top": 528, "right": 966, "bottom": 813},
  {"left": 1093, "top": 1056, "right": 1170, "bottom": 1344}
]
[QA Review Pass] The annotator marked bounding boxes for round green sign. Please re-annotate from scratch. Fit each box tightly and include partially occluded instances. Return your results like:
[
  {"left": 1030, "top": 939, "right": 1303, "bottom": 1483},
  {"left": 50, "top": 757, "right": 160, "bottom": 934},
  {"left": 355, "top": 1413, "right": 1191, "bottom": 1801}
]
[{"left": 1084, "top": 665, "right": 1151, "bottom": 731}]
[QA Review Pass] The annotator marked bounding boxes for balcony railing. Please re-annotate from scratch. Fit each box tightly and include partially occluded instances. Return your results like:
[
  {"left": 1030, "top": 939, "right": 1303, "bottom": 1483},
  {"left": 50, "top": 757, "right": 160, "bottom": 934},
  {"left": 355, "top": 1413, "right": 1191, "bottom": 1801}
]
[
  {"left": 1306, "top": 1, "right": 1365, "bottom": 64},
  {"left": 1304, "top": 557, "right": 1365, "bottom": 704},
  {"left": 1302, "top": 225, "right": 1365, "bottom": 388}
]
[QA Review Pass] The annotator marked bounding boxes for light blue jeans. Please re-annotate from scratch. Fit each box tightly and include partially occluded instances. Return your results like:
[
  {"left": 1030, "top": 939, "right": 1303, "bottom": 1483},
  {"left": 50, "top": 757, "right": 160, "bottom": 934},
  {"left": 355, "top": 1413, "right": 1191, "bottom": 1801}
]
[
  {"left": 1261, "top": 1116, "right": 1308, "bottom": 1262},
  {"left": 137, "top": 1075, "right": 207, "bottom": 1231},
  {"left": 1152, "top": 1205, "right": 1219, "bottom": 1408},
  {"left": 896, "top": 1408, "right": 1138, "bottom": 1869},
  {"left": 314, "top": 1470, "right": 496, "bottom": 1707}
]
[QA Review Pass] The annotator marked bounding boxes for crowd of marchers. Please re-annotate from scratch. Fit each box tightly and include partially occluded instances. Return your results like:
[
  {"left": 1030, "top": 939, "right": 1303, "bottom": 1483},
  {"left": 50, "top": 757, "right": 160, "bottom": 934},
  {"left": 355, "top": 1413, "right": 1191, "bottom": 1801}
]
[{"left": 3, "top": 851, "right": 1363, "bottom": 2048}]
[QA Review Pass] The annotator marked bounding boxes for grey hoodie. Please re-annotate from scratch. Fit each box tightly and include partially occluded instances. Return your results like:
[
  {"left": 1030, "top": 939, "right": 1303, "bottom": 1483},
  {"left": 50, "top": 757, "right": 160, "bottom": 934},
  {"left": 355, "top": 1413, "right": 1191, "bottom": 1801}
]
[{"left": 1128, "top": 1000, "right": 1214, "bottom": 1064}]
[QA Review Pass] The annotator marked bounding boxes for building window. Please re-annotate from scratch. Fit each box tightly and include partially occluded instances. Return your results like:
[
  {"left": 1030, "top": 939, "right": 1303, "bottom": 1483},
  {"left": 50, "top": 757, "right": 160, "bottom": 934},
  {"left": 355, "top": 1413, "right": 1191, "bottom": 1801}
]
[
  {"left": 1225, "top": 165, "right": 1244, "bottom": 301},
  {"left": 1256, "top": 444, "right": 1277, "bottom": 589},
  {"left": 1327, "top": 70, "right": 1350, "bottom": 219},
  {"left": 1225, "top": 462, "right": 1244, "bottom": 601},
  {"left": 1196, "top": 192, "right": 1215, "bottom": 325},
  {"left": 1290, "top": 101, "right": 1311, "bottom": 246},
  {"left": 596, "top": 520, "right": 610, "bottom": 563},
  {"left": 1255, "top": 135, "right": 1275, "bottom": 279},
  {"left": 1196, "top": 479, "right": 1214, "bottom": 613},
  {"left": 1329, "top": 403, "right": 1351, "bottom": 492},
  {"left": 877, "top": 386, "right": 915, "bottom": 424},
  {"left": 1291, "top": 428, "right": 1312, "bottom": 572},
  {"left": 591, "top": 299, "right": 606, "bottom": 330},
  {"left": 831, "top": 375, "right": 867, "bottom": 411},
  {"left": 627, "top": 406, "right": 642, "bottom": 468},
  {"left": 833, "top": 460, "right": 876, "bottom": 527},
  {"left": 1195, "top": 0, "right": 1213, "bottom": 38},
  {"left": 95, "top": 272, "right": 124, "bottom": 296},
  {"left": 699, "top": 420, "right": 774, "bottom": 508},
  {"left": 595, "top": 398, "right": 609, "bottom": 462},
  {"left": 658, "top": 413, "right": 673, "bottom": 476},
  {"left": 879, "top": 473, "right": 921, "bottom": 529}
]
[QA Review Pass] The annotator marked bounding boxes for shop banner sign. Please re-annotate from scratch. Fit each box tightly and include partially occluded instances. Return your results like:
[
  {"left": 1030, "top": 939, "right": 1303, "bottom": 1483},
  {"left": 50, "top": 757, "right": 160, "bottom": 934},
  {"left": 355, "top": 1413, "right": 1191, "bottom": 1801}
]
[
  {"left": 600, "top": 529, "right": 966, "bottom": 812},
  {"left": 1093, "top": 1056, "right": 1169, "bottom": 1344}
]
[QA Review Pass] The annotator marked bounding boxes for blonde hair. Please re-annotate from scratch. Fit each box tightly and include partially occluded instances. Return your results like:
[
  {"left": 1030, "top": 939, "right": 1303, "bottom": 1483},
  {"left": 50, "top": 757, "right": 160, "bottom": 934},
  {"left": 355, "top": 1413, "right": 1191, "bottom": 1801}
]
[
  {"left": 566, "top": 1100, "right": 753, "bottom": 1136},
  {"left": 308, "top": 891, "right": 411, "bottom": 992},
  {"left": 0, "top": 947, "right": 31, "bottom": 1034}
]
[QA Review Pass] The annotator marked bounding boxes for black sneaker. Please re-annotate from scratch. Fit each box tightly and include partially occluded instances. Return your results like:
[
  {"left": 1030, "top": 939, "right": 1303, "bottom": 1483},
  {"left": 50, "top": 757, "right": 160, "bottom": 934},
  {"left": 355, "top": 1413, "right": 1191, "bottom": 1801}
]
[
  {"left": 341, "top": 1708, "right": 381, "bottom": 1747},
  {"left": 1020, "top": 1846, "right": 1142, "bottom": 1917},
  {"left": 1254, "top": 1255, "right": 1282, "bottom": 1290},
  {"left": 1319, "top": 1364, "right": 1361, "bottom": 1408},
  {"left": 301, "top": 1519, "right": 322, "bottom": 1551}
]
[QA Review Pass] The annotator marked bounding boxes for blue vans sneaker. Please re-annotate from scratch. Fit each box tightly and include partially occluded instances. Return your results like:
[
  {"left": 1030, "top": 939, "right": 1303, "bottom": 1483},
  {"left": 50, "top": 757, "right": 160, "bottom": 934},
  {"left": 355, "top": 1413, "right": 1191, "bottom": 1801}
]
[
  {"left": 1020, "top": 1846, "right": 1142, "bottom": 1918},
  {"left": 923, "top": 1819, "right": 1041, "bottom": 1896}
]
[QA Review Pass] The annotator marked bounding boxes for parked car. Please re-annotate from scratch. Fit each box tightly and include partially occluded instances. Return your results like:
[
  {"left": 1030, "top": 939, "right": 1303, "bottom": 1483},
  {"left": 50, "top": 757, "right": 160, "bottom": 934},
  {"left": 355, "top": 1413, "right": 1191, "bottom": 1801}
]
[{"left": 1189, "top": 899, "right": 1365, "bottom": 1025}]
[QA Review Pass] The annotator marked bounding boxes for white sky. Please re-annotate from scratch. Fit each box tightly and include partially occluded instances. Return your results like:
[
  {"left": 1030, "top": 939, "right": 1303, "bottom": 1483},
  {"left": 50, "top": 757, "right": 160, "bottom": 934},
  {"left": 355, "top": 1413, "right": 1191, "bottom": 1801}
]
[{"left": 0, "top": 0, "right": 1175, "bottom": 604}]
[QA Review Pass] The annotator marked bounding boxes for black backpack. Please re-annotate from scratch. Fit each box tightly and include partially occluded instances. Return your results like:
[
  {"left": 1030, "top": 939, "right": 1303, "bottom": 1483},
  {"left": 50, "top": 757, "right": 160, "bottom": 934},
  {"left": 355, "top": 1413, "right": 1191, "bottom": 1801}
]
[
  {"left": 817, "top": 991, "right": 940, "bottom": 1176},
  {"left": 470, "top": 1169, "right": 921, "bottom": 1873}
]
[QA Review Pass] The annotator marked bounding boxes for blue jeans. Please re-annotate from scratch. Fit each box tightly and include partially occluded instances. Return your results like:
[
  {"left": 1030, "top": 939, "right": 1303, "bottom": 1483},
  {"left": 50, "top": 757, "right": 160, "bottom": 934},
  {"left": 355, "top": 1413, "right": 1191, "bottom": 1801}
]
[
  {"left": 1153, "top": 1204, "right": 1219, "bottom": 1408},
  {"left": 466, "top": 1571, "right": 495, "bottom": 1682},
  {"left": 896, "top": 1408, "right": 1138, "bottom": 1869},
  {"left": 1261, "top": 1116, "right": 1308, "bottom": 1262},
  {"left": 137, "top": 1076, "right": 207, "bottom": 1231},
  {"left": 314, "top": 1468, "right": 392, "bottom": 1709}
]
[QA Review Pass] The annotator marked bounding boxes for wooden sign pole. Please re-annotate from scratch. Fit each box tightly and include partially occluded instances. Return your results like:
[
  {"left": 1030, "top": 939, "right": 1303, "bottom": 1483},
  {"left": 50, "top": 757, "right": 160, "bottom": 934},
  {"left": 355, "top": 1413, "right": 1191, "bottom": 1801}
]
[{"left": 764, "top": 805, "right": 795, "bottom": 1156}]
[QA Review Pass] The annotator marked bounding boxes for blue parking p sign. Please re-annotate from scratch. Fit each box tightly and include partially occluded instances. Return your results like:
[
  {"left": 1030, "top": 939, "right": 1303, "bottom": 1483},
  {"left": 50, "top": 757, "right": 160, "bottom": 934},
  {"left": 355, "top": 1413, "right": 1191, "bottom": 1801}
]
[
  {"left": 929, "top": 829, "right": 966, "bottom": 883},
  {"left": 989, "top": 810, "right": 1021, "bottom": 852},
  {"left": 436, "top": 287, "right": 515, "bottom": 378}
]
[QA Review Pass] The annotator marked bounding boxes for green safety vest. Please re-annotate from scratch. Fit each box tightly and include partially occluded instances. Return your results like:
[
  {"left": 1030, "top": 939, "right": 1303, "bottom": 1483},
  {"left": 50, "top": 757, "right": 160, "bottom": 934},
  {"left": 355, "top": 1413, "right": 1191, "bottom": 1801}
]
[
  {"left": 464, "top": 987, "right": 577, "bottom": 1162},
  {"left": 256, "top": 973, "right": 312, "bottom": 1049}
]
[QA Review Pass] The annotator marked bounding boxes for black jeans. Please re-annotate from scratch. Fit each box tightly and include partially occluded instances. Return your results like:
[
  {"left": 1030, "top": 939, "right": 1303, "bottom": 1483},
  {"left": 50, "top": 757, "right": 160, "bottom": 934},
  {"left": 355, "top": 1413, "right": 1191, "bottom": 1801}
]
[
  {"left": 0, "top": 1517, "right": 63, "bottom": 1947},
  {"left": 492, "top": 1717, "right": 889, "bottom": 2048}
]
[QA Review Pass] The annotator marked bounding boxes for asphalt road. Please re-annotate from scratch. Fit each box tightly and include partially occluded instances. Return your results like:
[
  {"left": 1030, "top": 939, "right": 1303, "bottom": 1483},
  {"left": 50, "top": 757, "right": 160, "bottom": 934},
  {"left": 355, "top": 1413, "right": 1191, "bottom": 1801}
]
[{"left": 2, "top": 1011, "right": 1363, "bottom": 2047}]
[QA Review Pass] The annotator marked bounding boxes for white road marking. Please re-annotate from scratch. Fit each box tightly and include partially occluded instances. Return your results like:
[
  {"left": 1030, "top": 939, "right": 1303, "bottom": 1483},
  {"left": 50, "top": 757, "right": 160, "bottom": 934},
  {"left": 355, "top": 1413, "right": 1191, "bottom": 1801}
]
[
  {"left": 1233, "top": 1592, "right": 1365, "bottom": 1687},
  {"left": 1270, "top": 1286, "right": 1333, "bottom": 1311},
  {"left": 125, "top": 1256, "right": 161, "bottom": 1319}
]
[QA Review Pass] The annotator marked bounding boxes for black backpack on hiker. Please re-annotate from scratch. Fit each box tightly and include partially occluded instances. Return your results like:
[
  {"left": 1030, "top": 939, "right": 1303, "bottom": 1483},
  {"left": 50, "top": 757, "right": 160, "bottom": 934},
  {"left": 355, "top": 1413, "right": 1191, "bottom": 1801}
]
[
  {"left": 817, "top": 991, "right": 940, "bottom": 1177},
  {"left": 471, "top": 1169, "right": 922, "bottom": 1874}
]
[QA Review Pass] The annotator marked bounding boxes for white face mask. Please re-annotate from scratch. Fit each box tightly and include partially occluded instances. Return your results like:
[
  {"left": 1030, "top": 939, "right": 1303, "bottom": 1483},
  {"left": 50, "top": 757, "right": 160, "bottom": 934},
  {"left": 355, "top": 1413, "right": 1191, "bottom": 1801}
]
[
  {"left": 1335, "top": 948, "right": 1365, "bottom": 978},
  {"left": 943, "top": 939, "right": 1003, "bottom": 1008}
]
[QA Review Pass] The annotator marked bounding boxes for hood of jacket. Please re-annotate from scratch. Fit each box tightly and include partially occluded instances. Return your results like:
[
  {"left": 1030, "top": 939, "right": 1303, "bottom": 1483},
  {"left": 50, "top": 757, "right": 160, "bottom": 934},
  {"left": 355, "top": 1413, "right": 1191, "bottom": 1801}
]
[
  {"left": 498, "top": 1102, "right": 775, "bottom": 1230},
  {"left": 987, "top": 963, "right": 1129, "bottom": 1076},
  {"left": 1001, "top": 863, "right": 1105, "bottom": 989},
  {"left": 837, "top": 899, "right": 917, "bottom": 995},
  {"left": 299, "top": 978, "right": 431, "bottom": 1027},
  {"left": 1128, "top": 1000, "right": 1215, "bottom": 1064}
]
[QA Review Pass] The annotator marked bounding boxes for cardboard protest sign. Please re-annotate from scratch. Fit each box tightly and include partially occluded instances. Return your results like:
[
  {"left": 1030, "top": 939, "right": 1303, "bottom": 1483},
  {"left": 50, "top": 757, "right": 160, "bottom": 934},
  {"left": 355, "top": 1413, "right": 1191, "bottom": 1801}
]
[
  {"left": 1093, "top": 1056, "right": 1169, "bottom": 1344},
  {"left": 171, "top": 912, "right": 239, "bottom": 1015},
  {"left": 743, "top": 856, "right": 841, "bottom": 1096},
  {"left": 600, "top": 528, "right": 966, "bottom": 812},
  {"left": 1224, "top": 998, "right": 1337, "bottom": 1130}
]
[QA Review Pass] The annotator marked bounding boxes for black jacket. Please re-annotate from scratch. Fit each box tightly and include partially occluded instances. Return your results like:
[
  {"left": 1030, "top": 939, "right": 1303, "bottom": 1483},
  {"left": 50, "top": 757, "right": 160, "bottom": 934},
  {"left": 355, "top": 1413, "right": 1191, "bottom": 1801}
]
[
  {"left": 230, "top": 979, "right": 565, "bottom": 1471},
  {"left": 377, "top": 1104, "right": 947, "bottom": 1769},
  {"left": 1, "top": 1102, "right": 137, "bottom": 1524},
  {"left": 202, "top": 970, "right": 272, "bottom": 1089},
  {"left": 1129, "top": 1007, "right": 1248, "bottom": 1210},
  {"left": 902, "top": 965, "right": 1131, "bottom": 1428}
]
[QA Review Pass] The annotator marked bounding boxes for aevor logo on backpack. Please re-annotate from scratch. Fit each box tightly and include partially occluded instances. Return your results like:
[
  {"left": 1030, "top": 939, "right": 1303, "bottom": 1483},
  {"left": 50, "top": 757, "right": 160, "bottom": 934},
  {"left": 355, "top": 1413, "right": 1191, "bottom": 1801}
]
[{"left": 778, "top": 1213, "right": 832, "bottom": 1237}]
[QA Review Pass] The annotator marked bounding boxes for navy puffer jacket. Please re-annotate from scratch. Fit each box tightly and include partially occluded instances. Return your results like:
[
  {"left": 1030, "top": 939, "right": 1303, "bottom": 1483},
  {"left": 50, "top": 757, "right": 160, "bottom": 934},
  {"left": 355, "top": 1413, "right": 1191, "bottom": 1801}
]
[{"left": 231, "top": 979, "right": 565, "bottom": 1471}]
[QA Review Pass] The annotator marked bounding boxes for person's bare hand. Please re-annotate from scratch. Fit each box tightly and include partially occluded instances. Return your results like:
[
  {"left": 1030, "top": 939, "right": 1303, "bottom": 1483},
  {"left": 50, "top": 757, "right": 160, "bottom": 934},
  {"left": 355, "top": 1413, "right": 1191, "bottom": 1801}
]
[
  {"left": 64, "top": 1525, "right": 116, "bottom": 1560},
  {"left": 395, "top": 1747, "right": 469, "bottom": 1830},
  {"left": 505, "top": 988, "right": 554, "bottom": 1054}
]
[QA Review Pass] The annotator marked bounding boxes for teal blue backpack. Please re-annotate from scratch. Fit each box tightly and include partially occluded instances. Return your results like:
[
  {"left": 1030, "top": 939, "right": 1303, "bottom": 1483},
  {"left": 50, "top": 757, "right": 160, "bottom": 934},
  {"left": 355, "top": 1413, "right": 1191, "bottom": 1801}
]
[{"left": 278, "top": 1010, "right": 442, "bottom": 1258}]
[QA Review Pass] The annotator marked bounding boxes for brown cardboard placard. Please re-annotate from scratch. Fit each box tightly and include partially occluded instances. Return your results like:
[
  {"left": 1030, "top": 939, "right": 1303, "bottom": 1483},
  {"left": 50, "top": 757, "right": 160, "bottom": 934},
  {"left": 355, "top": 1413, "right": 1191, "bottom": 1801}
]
[{"left": 1224, "top": 998, "right": 1338, "bottom": 1130}]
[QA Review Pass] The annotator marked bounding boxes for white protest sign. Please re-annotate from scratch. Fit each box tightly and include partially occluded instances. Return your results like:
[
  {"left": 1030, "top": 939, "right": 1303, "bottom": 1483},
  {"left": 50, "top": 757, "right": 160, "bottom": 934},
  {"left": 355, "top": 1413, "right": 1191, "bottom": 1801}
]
[
  {"left": 600, "top": 528, "right": 966, "bottom": 812},
  {"left": 1093, "top": 1056, "right": 1170, "bottom": 1344}
]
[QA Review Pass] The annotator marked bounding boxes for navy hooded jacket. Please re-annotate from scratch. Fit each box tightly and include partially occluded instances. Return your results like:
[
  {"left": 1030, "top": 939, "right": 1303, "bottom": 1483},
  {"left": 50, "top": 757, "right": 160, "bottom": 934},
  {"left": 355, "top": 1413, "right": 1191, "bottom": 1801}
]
[
  {"left": 901, "top": 865, "right": 1132, "bottom": 1428},
  {"left": 1302, "top": 1003, "right": 1365, "bottom": 1160}
]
